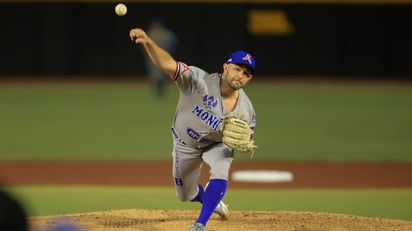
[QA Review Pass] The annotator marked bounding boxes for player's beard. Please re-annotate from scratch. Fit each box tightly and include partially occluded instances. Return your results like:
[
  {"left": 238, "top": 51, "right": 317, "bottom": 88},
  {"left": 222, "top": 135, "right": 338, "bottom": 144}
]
[{"left": 225, "top": 74, "right": 243, "bottom": 90}]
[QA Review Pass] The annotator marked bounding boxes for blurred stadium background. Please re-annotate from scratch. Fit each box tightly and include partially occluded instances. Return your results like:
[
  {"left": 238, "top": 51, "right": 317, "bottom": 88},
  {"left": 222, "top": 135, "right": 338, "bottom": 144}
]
[{"left": 1, "top": 0, "right": 411, "bottom": 78}]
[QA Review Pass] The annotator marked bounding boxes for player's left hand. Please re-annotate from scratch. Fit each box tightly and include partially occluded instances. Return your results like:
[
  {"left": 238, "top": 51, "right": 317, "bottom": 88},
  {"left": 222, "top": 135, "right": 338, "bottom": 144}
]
[{"left": 221, "top": 116, "right": 257, "bottom": 158}]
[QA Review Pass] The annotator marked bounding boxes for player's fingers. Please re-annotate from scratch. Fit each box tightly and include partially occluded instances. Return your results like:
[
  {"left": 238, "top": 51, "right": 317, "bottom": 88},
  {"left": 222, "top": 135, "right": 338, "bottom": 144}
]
[
  {"left": 131, "top": 35, "right": 139, "bottom": 43},
  {"left": 129, "top": 30, "right": 137, "bottom": 42},
  {"left": 129, "top": 28, "right": 141, "bottom": 42}
]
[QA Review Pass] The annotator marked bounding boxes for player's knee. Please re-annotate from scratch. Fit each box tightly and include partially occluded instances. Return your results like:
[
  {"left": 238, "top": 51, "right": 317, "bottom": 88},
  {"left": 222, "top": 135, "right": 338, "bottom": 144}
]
[
  {"left": 175, "top": 189, "right": 193, "bottom": 201},
  {"left": 175, "top": 194, "right": 192, "bottom": 202},
  {"left": 175, "top": 186, "right": 201, "bottom": 202}
]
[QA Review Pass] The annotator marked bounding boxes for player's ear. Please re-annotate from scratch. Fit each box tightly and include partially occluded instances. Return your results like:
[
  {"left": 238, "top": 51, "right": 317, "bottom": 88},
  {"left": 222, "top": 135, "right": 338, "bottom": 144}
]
[{"left": 223, "top": 63, "right": 229, "bottom": 72}]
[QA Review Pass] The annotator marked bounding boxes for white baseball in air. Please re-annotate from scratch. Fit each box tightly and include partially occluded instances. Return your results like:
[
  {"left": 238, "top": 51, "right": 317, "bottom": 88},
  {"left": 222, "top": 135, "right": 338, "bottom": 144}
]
[{"left": 115, "top": 3, "right": 127, "bottom": 16}]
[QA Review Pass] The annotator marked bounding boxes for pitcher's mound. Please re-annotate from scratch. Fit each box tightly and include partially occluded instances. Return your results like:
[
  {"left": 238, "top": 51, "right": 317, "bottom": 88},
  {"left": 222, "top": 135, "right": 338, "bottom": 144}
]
[{"left": 29, "top": 209, "right": 412, "bottom": 231}]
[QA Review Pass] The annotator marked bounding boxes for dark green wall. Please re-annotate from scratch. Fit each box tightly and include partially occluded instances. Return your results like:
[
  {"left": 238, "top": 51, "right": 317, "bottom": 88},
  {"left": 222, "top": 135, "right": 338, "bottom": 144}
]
[{"left": 0, "top": 3, "right": 411, "bottom": 78}]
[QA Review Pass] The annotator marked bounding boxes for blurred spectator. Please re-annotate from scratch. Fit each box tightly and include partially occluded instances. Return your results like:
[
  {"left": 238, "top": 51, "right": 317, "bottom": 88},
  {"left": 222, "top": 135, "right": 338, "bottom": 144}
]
[
  {"left": 0, "top": 188, "right": 28, "bottom": 231},
  {"left": 144, "top": 17, "right": 179, "bottom": 98}
]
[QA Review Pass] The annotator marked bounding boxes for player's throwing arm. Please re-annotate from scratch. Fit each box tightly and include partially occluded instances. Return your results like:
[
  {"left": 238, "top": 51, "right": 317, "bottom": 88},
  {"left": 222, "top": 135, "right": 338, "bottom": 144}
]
[{"left": 129, "top": 28, "right": 177, "bottom": 78}]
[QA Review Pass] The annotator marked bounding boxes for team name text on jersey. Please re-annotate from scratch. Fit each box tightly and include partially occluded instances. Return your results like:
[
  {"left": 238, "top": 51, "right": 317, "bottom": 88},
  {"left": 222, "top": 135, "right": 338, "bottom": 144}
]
[{"left": 191, "top": 105, "right": 222, "bottom": 130}]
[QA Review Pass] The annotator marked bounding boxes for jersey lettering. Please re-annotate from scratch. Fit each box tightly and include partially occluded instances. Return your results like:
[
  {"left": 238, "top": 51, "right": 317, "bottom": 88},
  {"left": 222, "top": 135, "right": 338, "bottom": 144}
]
[
  {"left": 192, "top": 105, "right": 222, "bottom": 130},
  {"left": 186, "top": 128, "right": 201, "bottom": 140}
]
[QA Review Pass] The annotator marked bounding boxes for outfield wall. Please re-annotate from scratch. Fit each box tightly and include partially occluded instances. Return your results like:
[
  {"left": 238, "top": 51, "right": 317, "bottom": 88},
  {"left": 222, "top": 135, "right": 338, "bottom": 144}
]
[{"left": 0, "top": 1, "right": 411, "bottom": 78}]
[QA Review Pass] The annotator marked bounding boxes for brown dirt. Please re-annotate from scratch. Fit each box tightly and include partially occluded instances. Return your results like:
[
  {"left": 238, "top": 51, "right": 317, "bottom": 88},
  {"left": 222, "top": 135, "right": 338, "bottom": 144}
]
[
  {"left": 29, "top": 209, "right": 412, "bottom": 231},
  {"left": 1, "top": 161, "right": 412, "bottom": 188},
  {"left": 1, "top": 161, "right": 412, "bottom": 230}
]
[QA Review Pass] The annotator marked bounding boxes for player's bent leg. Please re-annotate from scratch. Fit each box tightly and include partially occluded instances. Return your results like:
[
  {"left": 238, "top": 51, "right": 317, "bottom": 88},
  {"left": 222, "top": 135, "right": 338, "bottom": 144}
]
[
  {"left": 172, "top": 142, "right": 203, "bottom": 202},
  {"left": 173, "top": 167, "right": 202, "bottom": 202}
]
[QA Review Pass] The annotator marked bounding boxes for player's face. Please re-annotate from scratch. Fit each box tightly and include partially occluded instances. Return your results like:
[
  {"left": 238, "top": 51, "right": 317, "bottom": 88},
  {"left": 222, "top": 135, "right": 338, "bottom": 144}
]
[{"left": 222, "top": 63, "right": 253, "bottom": 90}]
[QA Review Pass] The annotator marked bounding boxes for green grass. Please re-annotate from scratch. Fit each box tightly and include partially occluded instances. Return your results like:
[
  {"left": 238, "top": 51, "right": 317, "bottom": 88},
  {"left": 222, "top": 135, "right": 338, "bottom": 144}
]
[
  {"left": 0, "top": 82, "right": 411, "bottom": 161},
  {"left": 249, "top": 83, "right": 412, "bottom": 161},
  {"left": 6, "top": 186, "right": 412, "bottom": 221},
  {"left": 0, "top": 83, "right": 176, "bottom": 160}
]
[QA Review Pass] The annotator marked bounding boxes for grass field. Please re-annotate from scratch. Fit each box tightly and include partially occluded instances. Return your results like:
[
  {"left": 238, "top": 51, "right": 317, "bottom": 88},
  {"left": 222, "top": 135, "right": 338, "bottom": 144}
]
[
  {"left": 1, "top": 80, "right": 411, "bottom": 222},
  {"left": 0, "top": 81, "right": 411, "bottom": 161}
]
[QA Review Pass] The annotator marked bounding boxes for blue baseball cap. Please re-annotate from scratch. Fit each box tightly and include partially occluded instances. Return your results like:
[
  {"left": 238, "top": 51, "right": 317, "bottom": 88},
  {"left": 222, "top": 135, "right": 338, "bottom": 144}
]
[{"left": 226, "top": 50, "right": 256, "bottom": 74}]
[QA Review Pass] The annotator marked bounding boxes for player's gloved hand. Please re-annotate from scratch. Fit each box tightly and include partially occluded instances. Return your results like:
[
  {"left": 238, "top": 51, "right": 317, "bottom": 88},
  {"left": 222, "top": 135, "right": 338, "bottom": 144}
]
[{"left": 221, "top": 116, "right": 257, "bottom": 158}]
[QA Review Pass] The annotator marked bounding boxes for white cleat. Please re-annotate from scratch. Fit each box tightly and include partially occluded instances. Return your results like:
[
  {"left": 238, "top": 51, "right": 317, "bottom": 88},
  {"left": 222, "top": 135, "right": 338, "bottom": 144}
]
[
  {"left": 189, "top": 222, "right": 205, "bottom": 231},
  {"left": 214, "top": 200, "right": 230, "bottom": 220}
]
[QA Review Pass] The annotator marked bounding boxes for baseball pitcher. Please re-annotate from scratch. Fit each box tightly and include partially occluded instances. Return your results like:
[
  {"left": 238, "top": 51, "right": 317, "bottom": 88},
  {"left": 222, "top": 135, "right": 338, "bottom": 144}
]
[{"left": 130, "top": 28, "right": 257, "bottom": 231}]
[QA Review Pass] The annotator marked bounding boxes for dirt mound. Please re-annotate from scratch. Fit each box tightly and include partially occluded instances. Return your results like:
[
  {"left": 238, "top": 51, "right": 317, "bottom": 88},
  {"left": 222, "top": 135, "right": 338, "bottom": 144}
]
[{"left": 29, "top": 209, "right": 412, "bottom": 231}]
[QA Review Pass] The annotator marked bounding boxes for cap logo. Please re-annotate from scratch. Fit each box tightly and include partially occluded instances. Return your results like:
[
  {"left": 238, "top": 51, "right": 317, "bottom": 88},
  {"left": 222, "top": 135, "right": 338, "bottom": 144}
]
[{"left": 242, "top": 54, "right": 253, "bottom": 64}]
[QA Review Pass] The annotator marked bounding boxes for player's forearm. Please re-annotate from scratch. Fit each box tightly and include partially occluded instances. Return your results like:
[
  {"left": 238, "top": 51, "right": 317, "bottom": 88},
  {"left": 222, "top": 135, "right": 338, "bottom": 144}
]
[{"left": 130, "top": 28, "right": 177, "bottom": 78}]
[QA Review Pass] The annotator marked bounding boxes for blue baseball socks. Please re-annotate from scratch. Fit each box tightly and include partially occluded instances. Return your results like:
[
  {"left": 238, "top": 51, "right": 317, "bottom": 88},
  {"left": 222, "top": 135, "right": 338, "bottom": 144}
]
[
  {"left": 191, "top": 184, "right": 204, "bottom": 203},
  {"left": 193, "top": 179, "right": 227, "bottom": 225}
]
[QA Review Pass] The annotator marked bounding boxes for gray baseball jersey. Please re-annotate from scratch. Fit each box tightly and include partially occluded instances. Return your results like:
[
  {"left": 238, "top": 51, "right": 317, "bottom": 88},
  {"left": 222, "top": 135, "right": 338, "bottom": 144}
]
[
  {"left": 171, "top": 62, "right": 256, "bottom": 149},
  {"left": 170, "top": 61, "right": 257, "bottom": 201},
  {"left": 172, "top": 62, "right": 256, "bottom": 201}
]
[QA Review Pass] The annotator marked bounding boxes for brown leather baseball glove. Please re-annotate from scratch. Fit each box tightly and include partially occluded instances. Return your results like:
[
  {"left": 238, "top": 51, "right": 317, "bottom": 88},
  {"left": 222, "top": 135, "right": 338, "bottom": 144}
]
[{"left": 222, "top": 116, "right": 257, "bottom": 158}]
